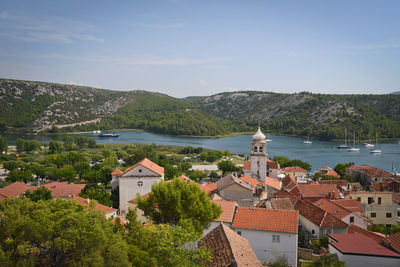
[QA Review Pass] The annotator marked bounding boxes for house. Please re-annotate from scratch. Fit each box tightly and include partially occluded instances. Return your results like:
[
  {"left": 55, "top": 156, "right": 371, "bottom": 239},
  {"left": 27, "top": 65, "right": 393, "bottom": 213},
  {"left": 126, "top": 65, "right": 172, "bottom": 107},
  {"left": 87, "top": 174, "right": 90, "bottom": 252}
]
[
  {"left": 328, "top": 233, "right": 400, "bottom": 267},
  {"left": 203, "top": 199, "right": 237, "bottom": 236},
  {"left": 258, "top": 197, "right": 295, "bottom": 210},
  {"left": 294, "top": 197, "right": 348, "bottom": 238},
  {"left": 347, "top": 224, "right": 385, "bottom": 243},
  {"left": 316, "top": 166, "right": 341, "bottom": 178},
  {"left": 231, "top": 207, "right": 299, "bottom": 266},
  {"left": 346, "top": 164, "right": 395, "bottom": 186},
  {"left": 267, "top": 159, "right": 281, "bottom": 179},
  {"left": 200, "top": 223, "right": 262, "bottom": 267},
  {"left": 295, "top": 183, "right": 343, "bottom": 202},
  {"left": 265, "top": 176, "right": 281, "bottom": 196},
  {"left": 200, "top": 182, "right": 218, "bottom": 195},
  {"left": 0, "top": 182, "right": 36, "bottom": 201},
  {"left": 331, "top": 199, "right": 364, "bottom": 216},
  {"left": 347, "top": 192, "right": 397, "bottom": 225},
  {"left": 282, "top": 174, "right": 297, "bottom": 191},
  {"left": 67, "top": 195, "right": 117, "bottom": 218},
  {"left": 313, "top": 198, "right": 368, "bottom": 229},
  {"left": 42, "top": 182, "right": 86, "bottom": 199},
  {"left": 112, "top": 158, "right": 164, "bottom": 216},
  {"left": 370, "top": 180, "right": 400, "bottom": 193},
  {"left": 217, "top": 174, "right": 260, "bottom": 206},
  {"left": 282, "top": 166, "right": 307, "bottom": 177}
]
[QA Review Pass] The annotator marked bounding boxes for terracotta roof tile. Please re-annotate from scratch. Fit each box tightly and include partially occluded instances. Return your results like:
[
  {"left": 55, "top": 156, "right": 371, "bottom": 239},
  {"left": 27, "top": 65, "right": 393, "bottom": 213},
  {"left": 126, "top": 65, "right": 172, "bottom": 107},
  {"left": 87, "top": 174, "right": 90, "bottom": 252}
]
[
  {"left": 325, "top": 171, "right": 341, "bottom": 178},
  {"left": 128, "top": 193, "right": 149, "bottom": 204},
  {"left": 232, "top": 207, "right": 298, "bottom": 233},
  {"left": 212, "top": 200, "right": 237, "bottom": 223},
  {"left": 266, "top": 177, "right": 281, "bottom": 190},
  {"left": 239, "top": 175, "right": 265, "bottom": 187},
  {"left": 347, "top": 224, "right": 385, "bottom": 243},
  {"left": 329, "top": 233, "right": 400, "bottom": 257},
  {"left": 313, "top": 198, "right": 351, "bottom": 219},
  {"left": 122, "top": 158, "right": 164, "bottom": 176},
  {"left": 282, "top": 174, "right": 297, "bottom": 189},
  {"left": 200, "top": 182, "right": 218, "bottom": 194},
  {"left": 271, "top": 198, "right": 295, "bottom": 210},
  {"left": 282, "top": 166, "right": 307, "bottom": 173},
  {"left": 111, "top": 168, "right": 123, "bottom": 175},
  {"left": 387, "top": 232, "right": 400, "bottom": 254},
  {"left": 267, "top": 159, "right": 279, "bottom": 169},
  {"left": 331, "top": 199, "right": 364, "bottom": 213},
  {"left": 0, "top": 182, "right": 36, "bottom": 199},
  {"left": 297, "top": 184, "right": 342, "bottom": 198},
  {"left": 200, "top": 224, "right": 262, "bottom": 267},
  {"left": 347, "top": 164, "right": 394, "bottom": 178},
  {"left": 42, "top": 182, "right": 86, "bottom": 198},
  {"left": 67, "top": 195, "right": 116, "bottom": 214},
  {"left": 275, "top": 189, "right": 299, "bottom": 205}
]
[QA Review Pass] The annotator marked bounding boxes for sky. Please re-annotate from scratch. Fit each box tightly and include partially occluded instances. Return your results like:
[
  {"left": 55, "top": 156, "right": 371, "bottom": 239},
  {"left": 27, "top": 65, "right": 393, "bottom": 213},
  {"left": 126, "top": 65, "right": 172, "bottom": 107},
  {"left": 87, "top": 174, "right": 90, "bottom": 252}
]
[{"left": 0, "top": 0, "right": 399, "bottom": 97}]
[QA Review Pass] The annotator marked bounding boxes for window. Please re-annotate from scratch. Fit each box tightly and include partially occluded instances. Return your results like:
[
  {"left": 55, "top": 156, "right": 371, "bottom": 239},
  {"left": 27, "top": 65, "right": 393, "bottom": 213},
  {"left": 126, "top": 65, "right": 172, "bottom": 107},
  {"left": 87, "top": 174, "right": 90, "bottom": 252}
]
[
  {"left": 311, "top": 229, "right": 315, "bottom": 235},
  {"left": 259, "top": 147, "right": 263, "bottom": 152},
  {"left": 357, "top": 197, "right": 361, "bottom": 202},
  {"left": 272, "top": 235, "right": 280, "bottom": 243},
  {"left": 254, "top": 146, "right": 258, "bottom": 152},
  {"left": 237, "top": 231, "right": 241, "bottom": 236},
  {"left": 368, "top": 197, "right": 373, "bottom": 204},
  {"left": 350, "top": 216, "right": 354, "bottom": 223},
  {"left": 386, "top": 213, "right": 392, "bottom": 218},
  {"left": 137, "top": 181, "right": 143, "bottom": 187},
  {"left": 138, "top": 169, "right": 142, "bottom": 173},
  {"left": 378, "top": 197, "right": 382, "bottom": 204},
  {"left": 371, "top": 212, "right": 376, "bottom": 218}
]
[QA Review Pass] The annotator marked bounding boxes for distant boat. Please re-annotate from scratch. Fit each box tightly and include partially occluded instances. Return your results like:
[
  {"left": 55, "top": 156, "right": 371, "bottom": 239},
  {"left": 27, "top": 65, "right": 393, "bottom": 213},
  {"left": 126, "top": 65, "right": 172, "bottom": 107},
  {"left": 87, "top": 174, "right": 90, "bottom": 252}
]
[
  {"left": 92, "top": 130, "right": 101, "bottom": 134},
  {"left": 304, "top": 131, "right": 312, "bottom": 144},
  {"left": 370, "top": 133, "right": 381, "bottom": 154},
  {"left": 337, "top": 128, "right": 350, "bottom": 149},
  {"left": 266, "top": 129, "right": 272, "bottom": 142},
  {"left": 98, "top": 133, "right": 120, "bottom": 137},
  {"left": 363, "top": 131, "right": 374, "bottom": 147},
  {"left": 347, "top": 132, "right": 360, "bottom": 152}
]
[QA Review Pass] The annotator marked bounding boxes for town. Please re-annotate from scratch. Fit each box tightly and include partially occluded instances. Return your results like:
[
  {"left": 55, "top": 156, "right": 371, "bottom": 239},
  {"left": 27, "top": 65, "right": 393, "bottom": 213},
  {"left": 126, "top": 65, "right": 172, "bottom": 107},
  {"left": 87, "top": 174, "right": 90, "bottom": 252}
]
[{"left": 0, "top": 127, "right": 399, "bottom": 266}]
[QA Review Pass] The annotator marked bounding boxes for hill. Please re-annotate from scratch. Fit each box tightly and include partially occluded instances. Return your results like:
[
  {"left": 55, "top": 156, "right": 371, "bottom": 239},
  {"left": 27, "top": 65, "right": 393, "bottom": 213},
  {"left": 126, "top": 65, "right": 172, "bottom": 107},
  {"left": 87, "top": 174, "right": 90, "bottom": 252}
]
[
  {"left": 191, "top": 91, "right": 400, "bottom": 140},
  {"left": 0, "top": 79, "right": 233, "bottom": 136}
]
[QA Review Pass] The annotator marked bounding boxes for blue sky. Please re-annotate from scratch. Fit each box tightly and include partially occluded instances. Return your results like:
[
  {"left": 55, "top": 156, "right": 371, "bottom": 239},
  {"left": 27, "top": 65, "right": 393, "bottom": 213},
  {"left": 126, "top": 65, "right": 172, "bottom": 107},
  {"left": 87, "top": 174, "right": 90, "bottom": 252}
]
[{"left": 0, "top": 0, "right": 399, "bottom": 97}]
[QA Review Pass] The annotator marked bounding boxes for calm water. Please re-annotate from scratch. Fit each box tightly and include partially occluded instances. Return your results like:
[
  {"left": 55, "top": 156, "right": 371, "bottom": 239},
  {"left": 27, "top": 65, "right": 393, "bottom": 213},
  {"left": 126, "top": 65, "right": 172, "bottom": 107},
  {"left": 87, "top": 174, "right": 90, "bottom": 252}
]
[{"left": 4, "top": 131, "right": 400, "bottom": 172}]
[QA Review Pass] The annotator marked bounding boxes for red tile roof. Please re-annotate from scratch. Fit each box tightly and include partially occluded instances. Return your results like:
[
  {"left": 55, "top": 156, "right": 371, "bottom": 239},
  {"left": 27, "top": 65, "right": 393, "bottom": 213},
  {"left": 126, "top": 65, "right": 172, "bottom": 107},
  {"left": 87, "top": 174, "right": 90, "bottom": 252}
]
[
  {"left": 282, "top": 174, "right": 297, "bottom": 189},
  {"left": 331, "top": 199, "right": 364, "bottom": 213},
  {"left": 111, "top": 168, "right": 123, "bottom": 175},
  {"left": 347, "top": 164, "right": 394, "bottom": 178},
  {"left": 297, "top": 184, "right": 342, "bottom": 198},
  {"left": 239, "top": 175, "right": 265, "bottom": 187},
  {"left": 128, "top": 193, "right": 149, "bottom": 204},
  {"left": 42, "top": 182, "right": 86, "bottom": 198},
  {"left": 271, "top": 198, "right": 295, "bottom": 210},
  {"left": 266, "top": 177, "right": 281, "bottom": 190},
  {"left": 318, "top": 179, "right": 348, "bottom": 186},
  {"left": 179, "top": 174, "right": 191, "bottom": 182},
  {"left": 67, "top": 195, "right": 116, "bottom": 214},
  {"left": 232, "top": 207, "right": 298, "bottom": 234},
  {"left": 282, "top": 166, "right": 307, "bottom": 173},
  {"left": 0, "top": 182, "right": 36, "bottom": 199},
  {"left": 200, "top": 182, "right": 218, "bottom": 194},
  {"left": 313, "top": 198, "right": 351, "bottom": 219},
  {"left": 386, "top": 232, "right": 400, "bottom": 254},
  {"left": 294, "top": 198, "right": 348, "bottom": 228},
  {"left": 122, "top": 158, "right": 164, "bottom": 176},
  {"left": 325, "top": 171, "right": 341, "bottom": 178},
  {"left": 267, "top": 159, "right": 279, "bottom": 169},
  {"left": 200, "top": 224, "right": 262, "bottom": 267},
  {"left": 329, "top": 233, "right": 400, "bottom": 257},
  {"left": 212, "top": 200, "right": 237, "bottom": 223},
  {"left": 347, "top": 224, "right": 385, "bottom": 243},
  {"left": 275, "top": 189, "right": 299, "bottom": 205},
  {"left": 243, "top": 161, "right": 251, "bottom": 171}
]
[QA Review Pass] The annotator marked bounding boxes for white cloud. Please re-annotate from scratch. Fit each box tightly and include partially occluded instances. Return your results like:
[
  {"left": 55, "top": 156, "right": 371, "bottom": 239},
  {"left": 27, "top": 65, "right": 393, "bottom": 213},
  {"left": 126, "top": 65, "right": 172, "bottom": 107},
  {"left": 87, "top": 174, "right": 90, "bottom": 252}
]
[
  {"left": 0, "top": 11, "right": 103, "bottom": 44},
  {"left": 199, "top": 79, "right": 206, "bottom": 86}
]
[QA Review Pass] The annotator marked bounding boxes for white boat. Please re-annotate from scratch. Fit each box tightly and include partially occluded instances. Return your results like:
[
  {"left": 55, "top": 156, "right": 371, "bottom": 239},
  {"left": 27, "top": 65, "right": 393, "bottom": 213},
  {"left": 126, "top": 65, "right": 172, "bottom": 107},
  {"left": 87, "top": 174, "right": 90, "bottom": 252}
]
[
  {"left": 266, "top": 129, "right": 272, "bottom": 142},
  {"left": 347, "top": 132, "right": 360, "bottom": 152},
  {"left": 370, "top": 133, "right": 381, "bottom": 154},
  {"left": 363, "top": 131, "right": 374, "bottom": 147},
  {"left": 304, "top": 131, "right": 312, "bottom": 144},
  {"left": 337, "top": 128, "right": 350, "bottom": 149}
]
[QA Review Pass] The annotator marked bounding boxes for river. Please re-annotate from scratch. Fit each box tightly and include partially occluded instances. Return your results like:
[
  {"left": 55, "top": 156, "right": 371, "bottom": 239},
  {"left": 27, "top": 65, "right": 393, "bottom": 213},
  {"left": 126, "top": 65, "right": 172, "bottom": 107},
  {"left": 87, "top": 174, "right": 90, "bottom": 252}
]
[{"left": 3, "top": 131, "right": 400, "bottom": 172}]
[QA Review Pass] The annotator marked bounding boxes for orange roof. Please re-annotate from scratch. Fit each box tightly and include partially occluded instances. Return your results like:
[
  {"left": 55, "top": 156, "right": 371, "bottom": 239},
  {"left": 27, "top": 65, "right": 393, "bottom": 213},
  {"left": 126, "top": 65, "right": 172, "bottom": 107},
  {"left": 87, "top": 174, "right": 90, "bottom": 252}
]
[
  {"left": 111, "top": 168, "right": 123, "bottom": 175},
  {"left": 0, "top": 182, "right": 36, "bottom": 199},
  {"left": 212, "top": 200, "right": 237, "bottom": 223},
  {"left": 243, "top": 161, "right": 251, "bottom": 171},
  {"left": 200, "top": 182, "right": 217, "bottom": 194},
  {"left": 179, "top": 174, "right": 191, "bottom": 182},
  {"left": 266, "top": 177, "right": 281, "bottom": 190},
  {"left": 313, "top": 198, "right": 351, "bottom": 219},
  {"left": 67, "top": 195, "right": 116, "bottom": 214},
  {"left": 347, "top": 224, "right": 385, "bottom": 243},
  {"left": 122, "top": 158, "right": 164, "bottom": 176},
  {"left": 320, "top": 166, "right": 333, "bottom": 171},
  {"left": 325, "top": 171, "right": 341, "bottom": 178},
  {"left": 387, "top": 232, "right": 400, "bottom": 254},
  {"left": 42, "top": 182, "right": 86, "bottom": 198},
  {"left": 267, "top": 159, "right": 279, "bottom": 169},
  {"left": 239, "top": 176, "right": 265, "bottom": 187},
  {"left": 200, "top": 224, "right": 262, "bottom": 267},
  {"left": 297, "top": 183, "right": 341, "bottom": 198},
  {"left": 128, "top": 193, "right": 149, "bottom": 204},
  {"left": 331, "top": 199, "right": 363, "bottom": 213},
  {"left": 282, "top": 166, "right": 307, "bottom": 173},
  {"left": 232, "top": 207, "right": 298, "bottom": 234},
  {"left": 347, "top": 164, "right": 393, "bottom": 178},
  {"left": 282, "top": 174, "right": 297, "bottom": 189}
]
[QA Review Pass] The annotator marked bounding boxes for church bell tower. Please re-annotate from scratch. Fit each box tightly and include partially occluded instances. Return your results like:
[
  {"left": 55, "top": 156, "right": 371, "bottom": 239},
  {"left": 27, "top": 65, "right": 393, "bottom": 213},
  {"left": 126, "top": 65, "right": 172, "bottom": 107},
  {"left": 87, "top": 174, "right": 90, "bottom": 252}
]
[{"left": 250, "top": 127, "right": 267, "bottom": 183}]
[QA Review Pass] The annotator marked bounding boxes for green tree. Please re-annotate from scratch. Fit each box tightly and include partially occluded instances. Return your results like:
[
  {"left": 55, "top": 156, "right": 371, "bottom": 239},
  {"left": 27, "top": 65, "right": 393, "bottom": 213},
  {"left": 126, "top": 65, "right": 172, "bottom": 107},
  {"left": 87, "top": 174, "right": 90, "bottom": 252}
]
[
  {"left": 58, "top": 164, "right": 76, "bottom": 182},
  {"left": 3, "top": 161, "right": 19, "bottom": 171},
  {"left": 0, "top": 197, "right": 130, "bottom": 266},
  {"left": 111, "top": 186, "right": 119, "bottom": 209},
  {"left": 0, "top": 136, "right": 7, "bottom": 154},
  {"left": 334, "top": 162, "right": 355, "bottom": 177},
  {"left": 24, "top": 187, "right": 52, "bottom": 202},
  {"left": 6, "top": 169, "right": 33, "bottom": 183},
  {"left": 48, "top": 140, "right": 64, "bottom": 154},
  {"left": 74, "top": 161, "right": 90, "bottom": 179},
  {"left": 137, "top": 178, "right": 221, "bottom": 234},
  {"left": 79, "top": 184, "right": 113, "bottom": 207},
  {"left": 315, "top": 253, "right": 346, "bottom": 267},
  {"left": 217, "top": 160, "right": 239, "bottom": 175}
]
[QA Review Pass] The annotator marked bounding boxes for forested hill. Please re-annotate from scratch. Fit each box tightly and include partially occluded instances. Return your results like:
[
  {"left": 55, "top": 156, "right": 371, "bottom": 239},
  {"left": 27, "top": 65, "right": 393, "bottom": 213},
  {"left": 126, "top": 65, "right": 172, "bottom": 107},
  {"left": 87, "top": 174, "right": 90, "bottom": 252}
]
[
  {"left": 0, "top": 78, "right": 233, "bottom": 136},
  {"left": 1, "top": 78, "right": 399, "bottom": 140},
  {"left": 186, "top": 91, "right": 400, "bottom": 140}
]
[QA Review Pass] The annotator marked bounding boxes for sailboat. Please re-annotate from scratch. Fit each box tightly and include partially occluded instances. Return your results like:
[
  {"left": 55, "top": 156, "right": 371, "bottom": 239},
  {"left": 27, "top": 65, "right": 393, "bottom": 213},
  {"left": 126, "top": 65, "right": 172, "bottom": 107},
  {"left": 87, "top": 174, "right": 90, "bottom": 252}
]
[
  {"left": 347, "top": 132, "right": 360, "bottom": 152},
  {"left": 363, "top": 130, "right": 374, "bottom": 147},
  {"left": 370, "top": 133, "right": 381, "bottom": 154},
  {"left": 266, "top": 129, "right": 272, "bottom": 142},
  {"left": 304, "top": 130, "right": 312, "bottom": 144},
  {"left": 337, "top": 128, "right": 350, "bottom": 149}
]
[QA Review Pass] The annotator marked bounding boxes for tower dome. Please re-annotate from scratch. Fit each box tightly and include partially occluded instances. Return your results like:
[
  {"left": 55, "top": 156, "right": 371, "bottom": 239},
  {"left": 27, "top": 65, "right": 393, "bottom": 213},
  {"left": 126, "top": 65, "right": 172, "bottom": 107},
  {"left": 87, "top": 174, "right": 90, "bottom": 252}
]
[{"left": 252, "top": 126, "right": 266, "bottom": 140}]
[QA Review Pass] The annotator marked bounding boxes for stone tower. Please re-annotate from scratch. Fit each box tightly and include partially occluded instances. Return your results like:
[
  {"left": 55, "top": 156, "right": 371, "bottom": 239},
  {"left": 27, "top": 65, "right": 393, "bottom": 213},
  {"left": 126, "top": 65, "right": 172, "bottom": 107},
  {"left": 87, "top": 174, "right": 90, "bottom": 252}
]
[{"left": 250, "top": 127, "right": 267, "bottom": 183}]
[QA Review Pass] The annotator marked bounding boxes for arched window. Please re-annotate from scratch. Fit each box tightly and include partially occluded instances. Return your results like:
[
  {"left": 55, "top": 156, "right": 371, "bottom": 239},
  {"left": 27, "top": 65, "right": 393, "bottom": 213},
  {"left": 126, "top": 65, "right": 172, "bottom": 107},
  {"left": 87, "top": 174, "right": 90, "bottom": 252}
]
[
  {"left": 259, "top": 146, "right": 263, "bottom": 152},
  {"left": 254, "top": 146, "right": 258, "bottom": 152}
]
